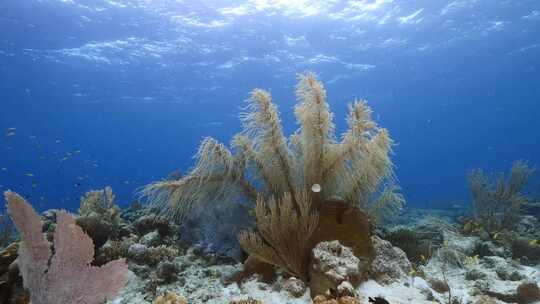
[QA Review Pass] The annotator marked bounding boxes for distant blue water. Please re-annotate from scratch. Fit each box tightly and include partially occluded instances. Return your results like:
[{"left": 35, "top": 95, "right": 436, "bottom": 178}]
[{"left": 1, "top": 0, "right": 539, "bottom": 212}]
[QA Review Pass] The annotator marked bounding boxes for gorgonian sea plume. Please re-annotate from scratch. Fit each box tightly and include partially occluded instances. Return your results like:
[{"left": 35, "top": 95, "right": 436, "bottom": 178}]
[{"left": 142, "top": 72, "right": 404, "bottom": 224}]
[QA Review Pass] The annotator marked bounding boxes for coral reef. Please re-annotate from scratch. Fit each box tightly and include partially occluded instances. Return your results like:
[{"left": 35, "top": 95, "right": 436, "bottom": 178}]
[
  {"left": 4, "top": 190, "right": 128, "bottom": 304},
  {"left": 5, "top": 73, "right": 539, "bottom": 304},
  {"left": 81, "top": 204, "right": 538, "bottom": 304}
]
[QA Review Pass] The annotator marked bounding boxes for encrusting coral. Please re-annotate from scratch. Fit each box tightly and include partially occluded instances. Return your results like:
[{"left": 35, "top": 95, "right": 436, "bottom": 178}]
[
  {"left": 4, "top": 190, "right": 128, "bottom": 304},
  {"left": 143, "top": 72, "right": 403, "bottom": 224},
  {"left": 468, "top": 161, "right": 534, "bottom": 233}
]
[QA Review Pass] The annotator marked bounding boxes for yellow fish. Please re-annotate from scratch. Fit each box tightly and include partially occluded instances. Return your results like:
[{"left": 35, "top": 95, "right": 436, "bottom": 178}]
[{"left": 530, "top": 239, "right": 539, "bottom": 247}]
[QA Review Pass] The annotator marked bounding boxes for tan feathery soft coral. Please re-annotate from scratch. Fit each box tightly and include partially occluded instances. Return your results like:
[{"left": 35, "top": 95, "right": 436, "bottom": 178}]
[
  {"left": 4, "top": 190, "right": 128, "bottom": 304},
  {"left": 143, "top": 72, "right": 403, "bottom": 222}
]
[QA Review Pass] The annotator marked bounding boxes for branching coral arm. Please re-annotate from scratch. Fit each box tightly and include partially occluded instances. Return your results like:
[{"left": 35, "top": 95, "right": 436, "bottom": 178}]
[
  {"left": 295, "top": 72, "right": 336, "bottom": 189},
  {"left": 320, "top": 101, "right": 376, "bottom": 188},
  {"left": 343, "top": 128, "right": 393, "bottom": 208},
  {"left": 241, "top": 89, "right": 297, "bottom": 200}
]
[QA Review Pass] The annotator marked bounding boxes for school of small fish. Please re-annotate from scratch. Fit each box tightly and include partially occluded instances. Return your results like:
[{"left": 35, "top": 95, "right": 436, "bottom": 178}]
[{"left": 1, "top": 127, "right": 140, "bottom": 202}]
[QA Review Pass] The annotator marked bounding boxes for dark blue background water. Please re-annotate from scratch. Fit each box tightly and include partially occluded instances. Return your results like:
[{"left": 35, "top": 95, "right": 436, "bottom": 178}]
[{"left": 1, "top": 0, "right": 539, "bottom": 212}]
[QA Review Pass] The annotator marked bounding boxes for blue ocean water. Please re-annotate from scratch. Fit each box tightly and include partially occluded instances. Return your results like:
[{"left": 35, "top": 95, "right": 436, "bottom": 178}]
[{"left": 1, "top": 0, "right": 539, "bottom": 212}]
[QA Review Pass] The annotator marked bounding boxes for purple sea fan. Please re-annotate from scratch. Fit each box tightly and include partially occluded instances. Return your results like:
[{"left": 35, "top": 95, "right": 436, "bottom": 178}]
[{"left": 4, "top": 190, "right": 128, "bottom": 304}]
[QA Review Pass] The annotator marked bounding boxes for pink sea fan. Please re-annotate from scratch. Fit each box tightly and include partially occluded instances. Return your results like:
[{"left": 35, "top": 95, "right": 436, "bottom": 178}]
[{"left": 4, "top": 190, "right": 128, "bottom": 304}]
